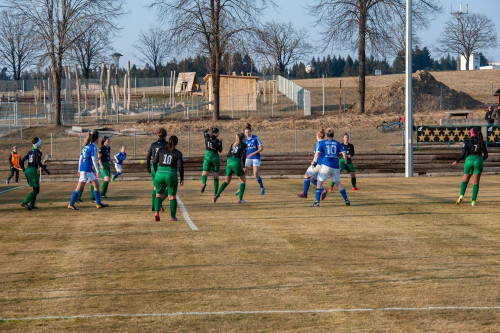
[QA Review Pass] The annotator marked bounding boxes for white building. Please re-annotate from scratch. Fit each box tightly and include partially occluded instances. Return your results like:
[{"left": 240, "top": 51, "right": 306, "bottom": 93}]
[
  {"left": 459, "top": 54, "right": 480, "bottom": 70},
  {"left": 480, "top": 61, "right": 500, "bottom": 70}
]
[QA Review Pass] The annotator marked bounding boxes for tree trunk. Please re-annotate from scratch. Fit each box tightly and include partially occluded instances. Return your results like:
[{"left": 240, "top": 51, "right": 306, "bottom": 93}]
[
  {"left": 357, "top": 6, "right": 367, "bottom": 114},
  {"left": 53, "top": 69, "right": 62, "bottom": 126}
]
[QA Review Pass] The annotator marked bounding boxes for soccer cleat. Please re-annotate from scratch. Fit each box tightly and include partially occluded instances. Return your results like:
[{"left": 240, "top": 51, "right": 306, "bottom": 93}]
[
  {"left": 21, "top": 202, "right": 31, "bottom": 210},
  {"left": 321, "top": 189, "right": 328, "bottom": 201},
  {"left": 90, "top": 200, "right": 95, "bottom": 203},
  {"left": 456, "top": 196, "right": 463, "bottom": 205},
  {"left": 155, "top": 214, "right": 160, "bottom": 221},
  {"left": 212, "top": 196, "right": 218, "bottom": 203},
  {"left": 297, "top": 192, "right": 307, "bottom": 198},
  {"left": 311, "top": 202, "right": 320, "bottom": 207},
  {"left": 261, "top": 188, "right": 265, "bottom": 195},
  {"left": 111, "top": 176, "right": 115, "bottom": 182},
  {"left": 352, "top": 187, "right": 359, "bottom": 191},
  {"left": 171, "top": 217, "right": 178, "bottom": 221},
  {"left": 30, "top": 205, "right": 39, "bottom": 210},
  {"left": 201, "top": 184, "right": 206, "bottom": 193},
  {"left": 160, "top": 206, "right": 165, "bottom": 212},
  {"left": 328, "top": 187, "right": 334, "bottom": 192},
  {"left": 238, "top": 199, "right": 247, "bottom": 204},
  {"left": 345, "top": 200, "right": 350, "bottom": 206},
  {"left": 471, "top": 201, "right": 476, "bottom": 206},
  {"left": 96, "top": 203, "right": 109, "bottom": 209},
  {"left": 67, "top": 204, "right": 78, "bottom": 210},
  {"left": 76, "top": 199, "right": 83, "bottom": 203},
  {"left": 234, "top": 190, "right": 239, "bottom": 196},
  {"left": 101, "top": 194, "right": 108, "bottom": 199}
]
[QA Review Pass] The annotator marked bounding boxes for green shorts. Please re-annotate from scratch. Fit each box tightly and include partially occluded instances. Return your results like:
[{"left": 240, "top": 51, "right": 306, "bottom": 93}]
[
  {"left": 154, "top": 166, "right": 178, "bottom": 196},
  {"left": 202, "top": 151, "right": 220, "bottom": 172},
  {"left": 339, "top": 159, "right": 355, "bottom": 173},
  {"left": 25, "top": 166, "right": 39, "bottom": 187},
  {"left": 150, "top": 165, "right": 156, "bottom": 182},
  {"left": 100, "top": 161, "right": 110, "bottom": 178},
  {"left": 225, "top": 157, "right": 244, "bottom": 177},
  {"left": 463, "top": 155, "right": 483, "bottom": 175}
]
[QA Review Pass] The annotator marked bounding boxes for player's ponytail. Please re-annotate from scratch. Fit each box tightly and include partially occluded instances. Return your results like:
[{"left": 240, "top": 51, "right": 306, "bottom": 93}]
[
  {"left": 168, "top": 135, "right": 178, "bottom": 151},
  {"left": 101, "top": 136, "right": 109, "bottom": 146},
  {"left": 326, "top": 128, "right": 334, "bottom": 138},
  {"left": 245, "top": 122, "right": 252, "bottom": 131},
  {"left": 317, "top": 129, "right": 325, "bottom": 139},
  {"left": 157, "top": 127, "right": 167, "bottom": 139},
  {"left": 82, "top": 130, "right": 99, "bottom": 148},
  {"left": 234, "top": 132, "right": 244, "bottom": 147},
  {"left": 211, "top": 127, "right": 219, "bottom": 135},
  {"left": 474, "top": 127, "right": 485, "bottom": 155}
]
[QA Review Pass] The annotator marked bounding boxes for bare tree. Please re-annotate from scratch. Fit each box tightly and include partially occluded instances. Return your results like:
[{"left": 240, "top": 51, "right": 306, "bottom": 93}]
[
  {"left": 71, "top": 22, "right": 113, "bottom": 80},
  {"left": 309, "top": 0, "right": 440, "bottom": 113},
  {"left": 134, "top": 25, "right": 169, "bottom": 77},
  {"left": 437, "top": 12, "right": 497, "bottom": 71},
  {"left": 386, "top": 16, "right": 421, "bottom": 57},
  {"left": 0, "top": 10, "right": 39, "bottom": 80},
  {"left": 151, "top": 0, "right": 275, "bottom": 120},
  {"left": 253, "top": 21, "right": 311, "bottom": 76},
  {"left": 3, "top": 0, "right": 124, "bottom": 126}
]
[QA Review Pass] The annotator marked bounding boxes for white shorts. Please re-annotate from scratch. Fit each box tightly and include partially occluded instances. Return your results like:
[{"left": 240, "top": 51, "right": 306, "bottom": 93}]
[
  {"left": 317, "top": 165, "right": 340, "bottom": 183},
  {"left": 305, "top": 165, "right": 321, "bottom": 178},
  {"left": 114, "top": 163, "right": 123, "bottom": 173},
  {"left": 245, "top": 158, "right": 261, "bottom": 167},
  {"left": 79, "top": 171, "right": 97, "bottom": 183}
]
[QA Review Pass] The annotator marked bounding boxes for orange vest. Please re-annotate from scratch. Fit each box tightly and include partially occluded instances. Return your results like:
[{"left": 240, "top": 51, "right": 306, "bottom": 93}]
[{"left": 10, "top": 151, "right": 20, "bottom": 168}]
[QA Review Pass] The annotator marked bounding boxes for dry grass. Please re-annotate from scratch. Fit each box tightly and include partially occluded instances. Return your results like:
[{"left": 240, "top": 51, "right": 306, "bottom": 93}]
[{"left": 0, "top": 178, "right": 499, "bottom": 332}]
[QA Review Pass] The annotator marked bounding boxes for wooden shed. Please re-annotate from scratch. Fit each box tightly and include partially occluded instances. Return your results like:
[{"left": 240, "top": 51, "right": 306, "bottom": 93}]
[
  {"left": 204, "top": 74, "right": 259, "bottom": 111},
  {"left": 175, "top": 72, "right": 201, "bottom": 95}
]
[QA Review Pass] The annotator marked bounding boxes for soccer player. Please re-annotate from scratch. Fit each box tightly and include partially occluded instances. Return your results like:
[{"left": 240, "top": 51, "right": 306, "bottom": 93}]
[
  {"left": 19, "top": 137, "right": 51, "bottom": 210},
  {"left": 111, "top": 146, "right": 127, "bottom": 181},
  {"left": 236, "top": 122, "right": 264, "bottom": 195},
  {"left": 330, "top": 133, "right": 358, "bottom": 191},
  {"left": 311, "top": 128, "right": 350, "bottom": 207},
  {"left": 6, "top": 146, "right": 21, "bottom": 184},
  {"left": 147, "top": 128, "right": 168, "bottom": 211},
  {"left": 68, "top": 130, "right": 108, "bottom": 210},
  {"left": 452, "top": 127, "right": 488, "bottom": 206},
  {"left": 95, "top": 136, "right": 112, "bottom": 199},
  {"left": 201, "top": 126, "right": 222, "bottom": 194},
  {"left": 297, "top": 129, "right": 326, "bottom": 198},
  {"left": 213, "top": 132, "right": 247, "bottom": 203},
  {"left": 152, "top": 136, "right": 184, "bottom": 222}
]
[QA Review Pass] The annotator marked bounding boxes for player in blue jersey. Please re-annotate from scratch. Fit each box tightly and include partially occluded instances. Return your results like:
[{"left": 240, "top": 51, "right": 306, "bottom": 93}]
[
  {"left": 68, "top": 130, "right": 108, "bottom": 210},
  {"left": 311, "top": 128, "right": 350, "bottom": 207},
  {"left": 297, "top": 129, "right": 326, "bottom": 198},
  {"left": 111, "top": 146, "right": 127, "bottom": 181},
  {"left": 235, "top": 122, "right": 265, "bottom": 196}
]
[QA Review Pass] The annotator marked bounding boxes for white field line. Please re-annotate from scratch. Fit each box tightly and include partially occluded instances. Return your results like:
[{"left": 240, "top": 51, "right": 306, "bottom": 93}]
[
  {"left": 1, "top": 306, "right": 499, "bottom": 322},
  {"left": 0, "top": 186, "right": 24, "bottom": 195},
  {"left": 177, "top": 195, "right": 198, "bottom": 231}
]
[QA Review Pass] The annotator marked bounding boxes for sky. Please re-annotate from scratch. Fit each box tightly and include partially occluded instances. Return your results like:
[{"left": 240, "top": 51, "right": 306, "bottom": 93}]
[{"left": 113, "top": 0, "right": 500, "bottom": 68}]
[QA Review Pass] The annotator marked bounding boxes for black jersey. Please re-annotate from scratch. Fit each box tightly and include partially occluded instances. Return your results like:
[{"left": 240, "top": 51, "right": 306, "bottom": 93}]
[
  {"left": 153, "top": 148, "right": 184, "bottom": 182},
  {"left": 146, "top": 138, "right": 168, "bottom": 172},
  {"left": 204, "top": 129, "right": 223, "bottom": 153},
  {"left": 20, "top": 148, "right": 50, "bottom": 174},
  {"left": 227, "top": 142, "right": 246, "bottom": 163},
  {"left": 455, "top": 138, "right": 488, "bottom": 163},
  {"left": 99, "top": 146, "right": 111, "bottom": 162},
  {"left": 340, "top": 143, "right": 355, "bottom": 160}
]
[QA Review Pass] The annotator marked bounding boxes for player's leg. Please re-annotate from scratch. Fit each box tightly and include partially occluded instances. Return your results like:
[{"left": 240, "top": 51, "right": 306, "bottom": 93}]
[
  {"left": 100, "top": 162, "right": 111, "bottom": 198},
  {"left": 349, "top": 161, "right": 358, "bottom": 190},
  {"left": 213, "top": 155, "right": 220, "bottom": 195},
  {"left": 91, "top": 178, "right": 106, "bottom": 208},
  {"left": 333, "top": 168, "right": 349, "bottom": 205},
  {"left": 201, "top": 156, "right": 209, "bottom": 192},
  {"left": 153, "top": 174, "right": 166, "bottom": 220},
  {"left": 330, "top": 159, "right": 344, "bottom": 191},
  {"left": 21, "top": 168, "right": 39, "bottom": 210},
  {"left": 237, "top": 174, "right": 247, "bottom": 203},
  {"left": 29, "top": 187, "right": 40, "bottom": 208},
  {"left": 457, "top": 160, "right": 473, "bottom": 205},
  {"left": 215, "top": 175, "right": 232, "bottom": 201},
  {"left": 69, "top": 181, "right": 86, "bottom": 209},
  {"left": 14, "top": 168, "right": 19, "bottom": 183},
  {"left": 7, "top": 167, "right": 14, "bottom": 184},
  {"left": 253, "top": 162, "right": 265, "bottom": 195},
  {"left": 471, "top": 157, "right": 483, "bottom": 206},
  {"left": 90, "top": 184, "right": 95, "bottom": 202},
  {"left": 166, "top": 174, "right": 179, "bottom": 221}
]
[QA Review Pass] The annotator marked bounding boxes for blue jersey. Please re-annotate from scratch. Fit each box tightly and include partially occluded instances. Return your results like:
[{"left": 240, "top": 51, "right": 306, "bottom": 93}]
[
  {"left": 317, "top": 139, "right": 344, "bottom": 168},
  {"left": 245, "top": 135, "right": 262, "bottom": 160},
  {"left": 80, "top": 143, "right": 97, "bottom": 172},
  {"left": 114, "top": 152, "right": 127, "bottom": 165},
  {"left": 314, "top": 140, "right": 325, "bottom": 165}
]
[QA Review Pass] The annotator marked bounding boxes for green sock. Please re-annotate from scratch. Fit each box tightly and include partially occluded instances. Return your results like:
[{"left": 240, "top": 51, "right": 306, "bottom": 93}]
[
  {"left": 77, "top": 189, "right": 83, "bottom": 201},
  {"left": 101, "top": 181, "right": 109, "bottom": 196},
  {"left": 330, "top": 181, "right": 334, "bottom": 188},
  {"left": 351, "top": 177, "right": 356, "bottom": 188},
  {"left": 214, "top": 179, "right": 219, "bottom": 194},
  {"left": 472, "top": 184, "right": 479, "bottom": 201},
  {"left": 202, "top": 175, "right": 207, "bottom": 184},
  {"left": 155, "top": 196, "right": 161, "bottom": 213},
  {"left": 30, "top": 193, "right": 37, "bottom": 207},
  {"left": 239, "top": 183, "right": 246, "bottom": 200},
  {"left": 151, "top": 190, "right": 156, "bottom": 209},
  {"left": 90, "top": 185, "right": 95, "bottom": 200},
  {"left": 460, "top": 182, "right": 468, "bottom": 196},
  {"left": 216, "top": 182, "right": 228, "bottom": 197},
  {"left": 23, "top": 191, "right": 34, "bottom": 205},
  {"left": 170, "top": 199, "right": 177, "bottom": 218}
]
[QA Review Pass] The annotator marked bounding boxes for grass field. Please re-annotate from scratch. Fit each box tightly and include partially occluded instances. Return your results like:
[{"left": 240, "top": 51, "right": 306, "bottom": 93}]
[{"left": 0, "top": 177, "right": 499, "bottom": 332}]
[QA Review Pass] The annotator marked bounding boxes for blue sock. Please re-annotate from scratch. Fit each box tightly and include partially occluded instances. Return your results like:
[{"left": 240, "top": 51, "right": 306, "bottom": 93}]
[
  {"left": 311, "top": 179, "right": 317, "bottom": 186},
  {"left": 303, "top": 178, "right": 311, "bottom": 194},
  {"left": 114, "top": 172, "right": 121, "bottom": 179},
  {"left": 94, "top": 191, "right": 102, "bottom": 205},
  {"left": 257, "top": 176, "right": 264, "bottom": 189},
  {"left": 315, "top": 188, "right": 322, "bottom": 202},
  {"left": 340, "top": 189, "right": 348, "bottom": 201},
  {"left": 70, "top": 191, "right": 79, "bottom": 206}
]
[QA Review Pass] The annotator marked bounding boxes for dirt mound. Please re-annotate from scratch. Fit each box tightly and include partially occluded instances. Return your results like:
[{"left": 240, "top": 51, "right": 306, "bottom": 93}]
[{"left": 352, "top": 70, "right": 482, "bottom": 113}]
